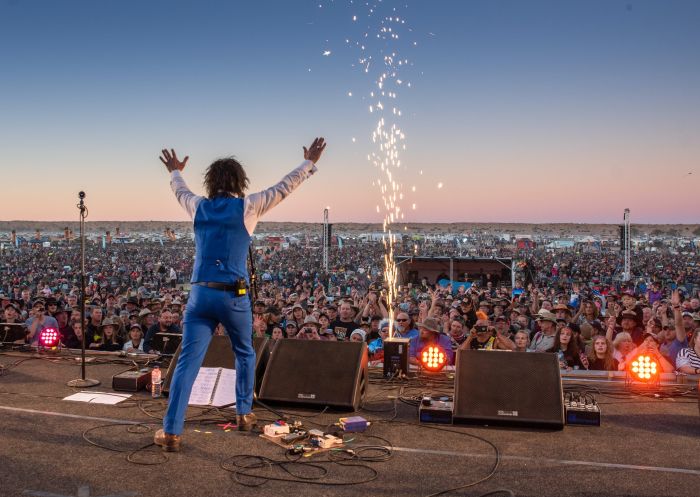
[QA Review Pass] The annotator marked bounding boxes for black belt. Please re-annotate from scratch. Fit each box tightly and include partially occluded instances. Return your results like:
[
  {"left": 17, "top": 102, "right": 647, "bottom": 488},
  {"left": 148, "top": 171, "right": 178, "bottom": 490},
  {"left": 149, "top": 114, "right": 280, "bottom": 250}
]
[{"left": 194, "top": 281, "right": 248, "bottom": 295}]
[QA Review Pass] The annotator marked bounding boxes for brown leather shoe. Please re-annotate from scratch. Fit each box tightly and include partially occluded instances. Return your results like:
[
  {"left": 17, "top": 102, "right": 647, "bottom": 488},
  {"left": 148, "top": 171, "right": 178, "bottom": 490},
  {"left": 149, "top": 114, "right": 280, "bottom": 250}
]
[
  {"left": 154, "top": 428, "right": 181, "bottom": 452},
  {"left": 236, "top": 413, "right": 257, "bottom": 432}
]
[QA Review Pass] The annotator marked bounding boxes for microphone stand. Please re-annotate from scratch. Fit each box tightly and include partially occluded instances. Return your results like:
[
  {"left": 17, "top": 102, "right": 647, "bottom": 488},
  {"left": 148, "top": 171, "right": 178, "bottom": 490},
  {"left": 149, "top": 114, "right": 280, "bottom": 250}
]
[{"left": 67, "top": 191, "right": 100, "bottom": 388}]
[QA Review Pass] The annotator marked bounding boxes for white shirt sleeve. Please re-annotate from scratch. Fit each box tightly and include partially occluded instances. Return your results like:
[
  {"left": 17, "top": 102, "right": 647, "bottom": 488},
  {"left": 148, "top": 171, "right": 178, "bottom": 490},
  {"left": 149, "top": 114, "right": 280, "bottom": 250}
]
[
  {"left": 243, "top": 160, "right": 317, "bottom": 235},
  {"left": 170, "top": 170, "right": 204, "bottom": 220}
]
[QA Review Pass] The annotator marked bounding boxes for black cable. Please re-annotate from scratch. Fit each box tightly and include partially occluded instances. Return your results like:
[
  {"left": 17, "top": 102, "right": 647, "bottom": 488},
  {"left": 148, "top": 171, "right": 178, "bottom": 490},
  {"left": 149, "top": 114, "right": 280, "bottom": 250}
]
[
  {"left": 82, "top": 422, "right": 168, "bottom": 465},
  {"left": 220, "top": 453, "right": 379, "bottom": 487},
  {"left": 375, "top": 419, "right": 503, "bottom": 497}
]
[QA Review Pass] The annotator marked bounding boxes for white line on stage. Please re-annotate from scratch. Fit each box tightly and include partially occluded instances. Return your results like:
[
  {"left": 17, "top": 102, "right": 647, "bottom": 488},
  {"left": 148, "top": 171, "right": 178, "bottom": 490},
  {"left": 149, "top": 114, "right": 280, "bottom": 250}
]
[{"left": 2, "top": 404, "right": 699, "bottom": 477}]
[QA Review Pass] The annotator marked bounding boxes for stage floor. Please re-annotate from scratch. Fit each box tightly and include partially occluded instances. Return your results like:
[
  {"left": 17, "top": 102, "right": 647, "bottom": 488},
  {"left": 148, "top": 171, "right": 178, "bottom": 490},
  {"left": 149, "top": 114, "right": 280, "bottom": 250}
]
[{"left": 1, "top": 353, "right": 698, "bottom": 497}]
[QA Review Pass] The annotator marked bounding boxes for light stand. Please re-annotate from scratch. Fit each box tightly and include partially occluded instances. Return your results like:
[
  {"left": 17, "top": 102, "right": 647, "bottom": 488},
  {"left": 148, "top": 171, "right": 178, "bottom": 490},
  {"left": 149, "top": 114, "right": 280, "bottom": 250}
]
[{"left": 67, "top": 191, "right": 100, "bottom": 388}]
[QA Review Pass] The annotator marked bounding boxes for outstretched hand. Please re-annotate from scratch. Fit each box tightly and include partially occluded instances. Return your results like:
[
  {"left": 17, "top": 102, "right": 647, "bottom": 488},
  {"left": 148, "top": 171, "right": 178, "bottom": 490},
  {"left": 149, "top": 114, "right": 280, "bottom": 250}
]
[
  {"left": 160, "top": 148, "right": 189, "bottom": 172},
  {"left": 303, "top": 137, "right": 327, "bottom": 163}
]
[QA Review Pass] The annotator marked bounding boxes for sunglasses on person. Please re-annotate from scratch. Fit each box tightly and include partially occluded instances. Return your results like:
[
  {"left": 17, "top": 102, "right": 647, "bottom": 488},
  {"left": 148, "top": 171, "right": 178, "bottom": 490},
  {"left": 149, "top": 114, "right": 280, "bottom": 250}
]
[{"left": 396, "top": 318, "right": 409, "bottom": 322}]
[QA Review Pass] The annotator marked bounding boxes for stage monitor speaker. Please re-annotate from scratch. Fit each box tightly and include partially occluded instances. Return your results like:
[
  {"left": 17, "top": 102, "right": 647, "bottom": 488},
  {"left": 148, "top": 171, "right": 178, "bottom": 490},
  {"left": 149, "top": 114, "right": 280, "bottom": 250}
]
[
  {"left": 163, "top": 335, "right": 269, "bottom": 395},
  {"left": 258, "top": 340, "right": 368, "bottom": 411},
  {"left": 453, "top": 350, "right": 564, "bottom": 429}
]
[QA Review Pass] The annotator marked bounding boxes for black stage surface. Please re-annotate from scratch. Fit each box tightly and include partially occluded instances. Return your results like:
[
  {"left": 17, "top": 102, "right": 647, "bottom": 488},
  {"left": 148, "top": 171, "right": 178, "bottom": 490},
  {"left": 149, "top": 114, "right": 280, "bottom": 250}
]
[{"left": 1, "top": 352, "right": 698, "bottom": 497}]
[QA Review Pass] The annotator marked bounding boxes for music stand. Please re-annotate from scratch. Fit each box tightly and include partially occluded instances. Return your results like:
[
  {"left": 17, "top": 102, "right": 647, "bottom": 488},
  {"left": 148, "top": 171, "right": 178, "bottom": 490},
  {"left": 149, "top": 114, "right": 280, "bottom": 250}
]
[{"left": 151, "top": 332, "right": 183, "bottom": 356}]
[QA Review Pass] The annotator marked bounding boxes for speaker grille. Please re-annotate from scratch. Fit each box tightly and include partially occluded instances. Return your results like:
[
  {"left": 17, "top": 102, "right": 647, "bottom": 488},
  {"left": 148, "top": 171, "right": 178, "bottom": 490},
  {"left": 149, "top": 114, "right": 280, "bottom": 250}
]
[
  {"left": 453, "top": 350, "right": 564, "bottom": 429},
  {"left": 259, "top": 340, "right": 367, "bottom": 410},
  {"left": 163, "top": 335, "right": 269, "bottom": 393}
]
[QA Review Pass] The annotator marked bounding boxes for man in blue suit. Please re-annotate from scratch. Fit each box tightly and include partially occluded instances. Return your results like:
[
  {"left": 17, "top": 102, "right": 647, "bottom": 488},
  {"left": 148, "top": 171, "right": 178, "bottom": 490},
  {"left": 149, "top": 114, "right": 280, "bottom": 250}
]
[{"left": 155, "top": 138, "right": 326, "bottom": 451}]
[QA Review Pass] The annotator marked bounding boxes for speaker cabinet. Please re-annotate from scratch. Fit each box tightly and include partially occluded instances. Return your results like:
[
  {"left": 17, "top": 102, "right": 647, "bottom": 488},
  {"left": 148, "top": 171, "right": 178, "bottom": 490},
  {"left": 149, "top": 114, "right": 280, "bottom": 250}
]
[
  {"left": 259, "top": 340, "right": 368, "bottom": 411},
  {"left": 453, "top": 350, "right": 564, "bottom": 429},
  {"left": 163, "top": 335, "right": 269, "bottom": 394}
]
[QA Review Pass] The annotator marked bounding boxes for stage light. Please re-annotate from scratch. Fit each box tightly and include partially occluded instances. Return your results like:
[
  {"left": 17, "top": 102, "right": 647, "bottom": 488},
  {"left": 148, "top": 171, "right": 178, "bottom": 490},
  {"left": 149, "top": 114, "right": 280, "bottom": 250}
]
[
  {"left": 39, "top": 327, "right": 60, "bottom": 349},
  {"left": 629, "top": 355, "right": 659, "bottom": 382},
  {"left": 420, "top": 345, "right": 447, "bottom": 372}
]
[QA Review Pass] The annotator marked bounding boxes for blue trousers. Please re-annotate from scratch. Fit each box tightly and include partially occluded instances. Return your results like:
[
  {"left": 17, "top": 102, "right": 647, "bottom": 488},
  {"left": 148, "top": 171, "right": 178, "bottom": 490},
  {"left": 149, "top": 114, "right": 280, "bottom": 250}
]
[{"left": 163, "top": 285, "right": 254, "bottom": 435}]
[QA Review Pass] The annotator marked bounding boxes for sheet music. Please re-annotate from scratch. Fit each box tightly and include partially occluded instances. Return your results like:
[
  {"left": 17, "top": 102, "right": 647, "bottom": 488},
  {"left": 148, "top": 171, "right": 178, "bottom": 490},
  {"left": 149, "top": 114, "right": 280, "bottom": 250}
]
[
  {"left": 64, "top": 391, "right": 132, "bottom": 405},
  {"left": 211, "top": 368, "right": 236, "bottom": 408},
  {"left": 188, "top": 367, "right": 221, "bottom": 406}
]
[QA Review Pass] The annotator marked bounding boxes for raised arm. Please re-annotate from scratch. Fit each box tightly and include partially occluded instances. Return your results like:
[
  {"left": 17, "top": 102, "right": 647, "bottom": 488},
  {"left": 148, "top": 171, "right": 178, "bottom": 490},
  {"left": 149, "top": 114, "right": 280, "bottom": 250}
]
[
  {"left": 670, "top": 290, "right": 687, "bottom": 344},
  {"left": 160, "top": 148, "right": 202, "bottom": 220},
  {"left": 244, "top": 138, "right": 326, "bottom": 234}
]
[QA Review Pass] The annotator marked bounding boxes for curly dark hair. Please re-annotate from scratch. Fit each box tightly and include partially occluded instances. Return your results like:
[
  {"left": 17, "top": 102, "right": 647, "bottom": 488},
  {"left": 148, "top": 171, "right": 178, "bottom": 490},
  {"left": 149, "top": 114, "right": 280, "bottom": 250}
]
[{"left": 203, "top": 157, "right": 249, "bottom": 199}]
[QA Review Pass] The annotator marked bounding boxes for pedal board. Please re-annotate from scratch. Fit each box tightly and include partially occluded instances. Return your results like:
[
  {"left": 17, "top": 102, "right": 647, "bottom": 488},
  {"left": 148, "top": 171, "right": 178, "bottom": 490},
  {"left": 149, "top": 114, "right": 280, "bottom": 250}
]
[
  {"left": 419, "top": 397, "right": 453, "bottom": 424},
  {"left": 564, "top": 395, "right": 601, "bottom": 426}
]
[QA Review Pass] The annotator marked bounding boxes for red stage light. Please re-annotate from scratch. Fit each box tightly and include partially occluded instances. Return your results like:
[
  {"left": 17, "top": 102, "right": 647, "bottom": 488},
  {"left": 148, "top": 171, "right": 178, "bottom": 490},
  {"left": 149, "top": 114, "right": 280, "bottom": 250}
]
[
  {"left": 420, "top": 345, "right": 447, "bottom": 372},
  {"left": 39, "top": 327, "right": 60, "bottom": 348},
  {"left": 629, "top": 355, "right": 658, "bottom": 382}
]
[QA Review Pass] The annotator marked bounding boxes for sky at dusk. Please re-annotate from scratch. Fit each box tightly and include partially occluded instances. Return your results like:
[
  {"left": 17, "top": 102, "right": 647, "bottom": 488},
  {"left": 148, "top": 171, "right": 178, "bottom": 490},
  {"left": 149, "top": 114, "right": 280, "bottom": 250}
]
[{"left": 1, "top": 0, "right": 698, "bottom": 224}]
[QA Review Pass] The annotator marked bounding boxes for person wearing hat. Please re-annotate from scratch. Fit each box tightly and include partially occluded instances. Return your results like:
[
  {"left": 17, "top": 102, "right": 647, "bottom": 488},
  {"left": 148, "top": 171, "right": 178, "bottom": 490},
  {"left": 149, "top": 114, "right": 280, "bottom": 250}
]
[
  {"left": 491, "top": 299, "right": 506, "bottom": 320},
  {"left": 679, "top": 309, "right": 698, "bottom": 343},
  {"left": 457, "top": 298, "right": 477, "bottom": 328},
  {"left": 138, "top": 307, "right": 156, "bottom": 333},
  {"left": 3, "top": 302, "right": 23, "bottom": 325},
  {"left": 52, "top": 304, "right": 71, "bottom": 340},
  {"left": 552, "top": 303, "right": 572, "bottom": 323},
  {"left": 284, "top": 320, "right": 299, "bottom": 339},
  {"left": 45, "top": 297, "right": 59, "bottom": 318},
  {"left": 607, "top": 309, "right": 644, "bottom": 345},
  {"left": 619, "top": 331, "right": 675, "bottom": 373},
  {"left": 529, "top": 310, "right": 558, "bottom": 352},
  {"left": 25, "top": 299, "right": 60, "bottom": 346},
  {"left": 493, "top": 315, "right": 512, "bottom": 339},
  {"left": 170, "top": 298, "right": 183, "bottom": 313},
  {"left": 367, "top": 315, "right": 383, "bottom": 342},
  {"left": 289, "top": 303, "right": 306, "bottom": 328},
  {"left": 252, "top": 300, "right": 266, "bottom": 317},
  {"left": 122, "top": 323, "right": 144, "bottom": 353},
  {"left": 148, "top": 299, "right": 162, "bottom": 314},
  {"left": 154, "top": 138, "right": 326, "bottom": 450},
  {"left": 96, "top": 317, "right": 123, "bottom": 352},
  {"left": 125, "top": 296, "right": 140, "bottom": 313},
  {"left": 477, "top": 300, "right": 492, "bottom": 316},
  {"left": 264, "top": 306, "right": 284, "bottom": 336},
  {"left": 297, "top": 316, "right": 322, "bottom": 340},
  {"left": 409, "top": 317, "right": 454, "bottom": 365},
  {"left": 349, "top": 328, "right": 367, "bottom": 343}
]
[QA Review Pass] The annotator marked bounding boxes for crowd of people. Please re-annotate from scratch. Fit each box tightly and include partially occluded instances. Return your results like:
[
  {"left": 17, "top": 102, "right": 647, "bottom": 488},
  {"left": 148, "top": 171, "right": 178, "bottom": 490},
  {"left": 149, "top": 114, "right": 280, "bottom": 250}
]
[{"left": 1, "top": 235, "right": 699, "bottom": 376}]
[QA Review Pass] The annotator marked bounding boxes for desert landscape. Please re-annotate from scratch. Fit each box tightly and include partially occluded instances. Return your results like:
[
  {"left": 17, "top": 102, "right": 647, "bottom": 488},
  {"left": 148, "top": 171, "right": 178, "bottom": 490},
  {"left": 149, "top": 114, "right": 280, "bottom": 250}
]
[{"left": 1, "top": 220, "right": 699, "bottom": 239}]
